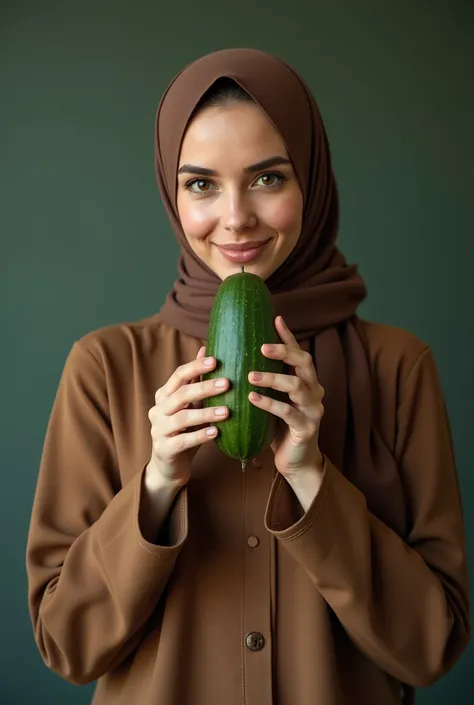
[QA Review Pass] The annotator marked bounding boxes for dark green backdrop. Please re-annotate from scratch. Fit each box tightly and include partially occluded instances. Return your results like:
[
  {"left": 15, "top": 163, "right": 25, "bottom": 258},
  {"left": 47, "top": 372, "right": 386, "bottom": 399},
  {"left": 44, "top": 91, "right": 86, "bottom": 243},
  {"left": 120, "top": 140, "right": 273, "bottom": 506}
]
[{"left": 2, "top": 1, "right": 473, "bottom": 703}]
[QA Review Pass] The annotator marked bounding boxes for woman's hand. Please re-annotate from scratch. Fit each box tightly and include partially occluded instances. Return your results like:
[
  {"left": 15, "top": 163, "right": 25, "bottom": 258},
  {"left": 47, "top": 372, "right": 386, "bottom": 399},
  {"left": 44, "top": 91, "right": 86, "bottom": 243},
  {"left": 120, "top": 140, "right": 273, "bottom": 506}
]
[
  {"left": 147, "top": 347, "right": 229, "bottom": 488},
  {"left": 141, "top": 348, "right": 230, "bottom": 542},
  {"left": 248, "top": 316, "right": 325, "bottom": 505}
]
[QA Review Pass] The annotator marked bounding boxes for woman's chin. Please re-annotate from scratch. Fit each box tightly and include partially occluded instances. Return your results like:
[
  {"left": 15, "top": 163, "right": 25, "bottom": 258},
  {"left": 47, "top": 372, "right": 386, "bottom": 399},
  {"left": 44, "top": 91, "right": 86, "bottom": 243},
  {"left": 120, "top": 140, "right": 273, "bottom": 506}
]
[{"left": 216, "top": 260, "right": 273, "bottom": 281}]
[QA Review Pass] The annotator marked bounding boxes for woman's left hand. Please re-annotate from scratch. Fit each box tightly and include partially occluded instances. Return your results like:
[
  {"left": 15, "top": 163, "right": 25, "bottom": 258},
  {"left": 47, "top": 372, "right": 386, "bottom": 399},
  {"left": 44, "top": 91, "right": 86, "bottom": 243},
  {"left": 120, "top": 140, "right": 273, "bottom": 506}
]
[{"left": 248, "top": 316, "right": 325, "bottom": 480}]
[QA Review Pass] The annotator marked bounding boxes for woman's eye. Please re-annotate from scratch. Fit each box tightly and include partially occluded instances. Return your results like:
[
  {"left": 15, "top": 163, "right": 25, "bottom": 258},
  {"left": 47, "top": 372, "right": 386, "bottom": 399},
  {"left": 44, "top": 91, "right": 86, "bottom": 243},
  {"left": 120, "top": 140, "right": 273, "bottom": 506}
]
[
  {"left": 255, "top": 172, "right": 285, "bottom": 188},
  {"left": 186, "top": 179, "right": 214, "bottom": 194}
]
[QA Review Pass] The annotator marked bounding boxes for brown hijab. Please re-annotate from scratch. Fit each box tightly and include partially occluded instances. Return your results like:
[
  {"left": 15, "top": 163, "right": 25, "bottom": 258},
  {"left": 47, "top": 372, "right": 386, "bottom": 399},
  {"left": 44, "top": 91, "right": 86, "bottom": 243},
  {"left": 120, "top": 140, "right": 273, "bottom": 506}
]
[{"left": 156, "top": 48, "right": 406, "bottom": 535}]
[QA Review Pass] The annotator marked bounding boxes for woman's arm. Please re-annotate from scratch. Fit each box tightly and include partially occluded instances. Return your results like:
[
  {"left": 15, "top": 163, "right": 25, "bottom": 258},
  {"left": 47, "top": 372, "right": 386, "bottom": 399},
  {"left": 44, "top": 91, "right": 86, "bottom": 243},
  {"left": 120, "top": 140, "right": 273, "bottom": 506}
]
[
  {"left": 26, "top": 341, "right": 188, "bottom": 685},
  {"left": 265, "top": 348, "right": 470, "bottom": 687}
]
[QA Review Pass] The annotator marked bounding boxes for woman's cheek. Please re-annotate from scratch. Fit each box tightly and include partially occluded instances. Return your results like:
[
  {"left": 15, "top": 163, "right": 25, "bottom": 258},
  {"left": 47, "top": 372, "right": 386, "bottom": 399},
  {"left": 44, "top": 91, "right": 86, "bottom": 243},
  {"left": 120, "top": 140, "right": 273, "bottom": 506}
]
[
  {"left": 179, "top": 201, "right": 216, "bottom": 240},
  {"left": 261, "top": 191, "right": 303, "bottom": 233}
]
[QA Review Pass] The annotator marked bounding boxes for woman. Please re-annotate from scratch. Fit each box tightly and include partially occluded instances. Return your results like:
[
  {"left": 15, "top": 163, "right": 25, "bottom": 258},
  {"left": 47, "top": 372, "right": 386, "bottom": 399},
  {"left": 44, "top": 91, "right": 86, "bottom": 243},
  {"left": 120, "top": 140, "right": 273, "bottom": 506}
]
[{"left": 26, "top": 48, "right": 469, "bottom": 705}]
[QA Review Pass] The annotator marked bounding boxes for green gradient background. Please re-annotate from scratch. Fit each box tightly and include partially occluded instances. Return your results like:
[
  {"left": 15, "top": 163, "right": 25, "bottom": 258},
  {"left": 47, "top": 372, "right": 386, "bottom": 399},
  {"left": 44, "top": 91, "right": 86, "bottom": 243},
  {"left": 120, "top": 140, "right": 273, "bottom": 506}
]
[{"left": 2, "top": 1, "right": 473, "bottom": 703}]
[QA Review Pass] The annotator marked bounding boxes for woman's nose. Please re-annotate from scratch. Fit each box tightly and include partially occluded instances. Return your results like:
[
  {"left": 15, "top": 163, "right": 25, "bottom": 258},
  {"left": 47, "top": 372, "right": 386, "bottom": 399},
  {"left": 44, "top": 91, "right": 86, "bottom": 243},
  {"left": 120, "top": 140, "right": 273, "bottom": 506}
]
[{"left": 222, "top": 194, "right": 257, "bottom": 233}]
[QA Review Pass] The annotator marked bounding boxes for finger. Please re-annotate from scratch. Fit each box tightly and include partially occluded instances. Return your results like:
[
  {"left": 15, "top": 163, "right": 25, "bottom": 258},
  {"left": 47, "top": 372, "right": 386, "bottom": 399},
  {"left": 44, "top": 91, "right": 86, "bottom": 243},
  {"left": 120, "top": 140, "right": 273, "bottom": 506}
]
[
  {"left": 163, "top": 405, "right": 229, "bottom": 436},
  {"left": 163, "top": 425, "right": 219, "bottom": 457},
  {"left": 248, "top": 371, "right": 311, "bottom": 405},
  {"left": 261, "top": 344, "right": 317, "bottom": 386},
  {"left": 157, "top": 355, "right": 217, "bottom": 402},
  {"left": 190, "top": 346, "right": 207, "bottom": 404},
  {"left": 274, "top": 315, "right": 298, "bottom": 346},
  {"left": 163, "top": 377, "right": 229, "bottom": 415},
  {"left": 248, "top": 391, "right": 313, "bottom": 433}
]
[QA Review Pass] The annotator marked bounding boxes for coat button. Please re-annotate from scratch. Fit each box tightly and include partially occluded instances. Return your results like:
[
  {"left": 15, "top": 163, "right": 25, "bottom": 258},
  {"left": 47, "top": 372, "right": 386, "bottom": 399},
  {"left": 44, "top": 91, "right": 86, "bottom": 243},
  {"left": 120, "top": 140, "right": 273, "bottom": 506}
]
[
  {"left": 246, "top": 632, "right": 265, "bottom": 651},
  {"left": 247, "top": 536, "right": 259, "bottom": 548}
]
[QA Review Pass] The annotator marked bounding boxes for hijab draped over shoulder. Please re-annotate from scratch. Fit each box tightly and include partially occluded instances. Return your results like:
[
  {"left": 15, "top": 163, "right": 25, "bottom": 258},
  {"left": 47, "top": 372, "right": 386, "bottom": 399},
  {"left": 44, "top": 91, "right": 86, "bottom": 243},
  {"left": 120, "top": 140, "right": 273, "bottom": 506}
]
[{"left": 156, "top": 48, "right": 406, "bottom": 534}]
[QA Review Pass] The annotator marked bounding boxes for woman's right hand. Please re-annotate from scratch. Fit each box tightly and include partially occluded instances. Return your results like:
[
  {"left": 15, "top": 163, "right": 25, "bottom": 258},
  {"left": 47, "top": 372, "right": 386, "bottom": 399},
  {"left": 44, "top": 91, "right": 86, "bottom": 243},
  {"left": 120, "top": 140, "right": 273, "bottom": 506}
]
[{"left": 146, "top": 347, "right": 229, "bottom": 487}]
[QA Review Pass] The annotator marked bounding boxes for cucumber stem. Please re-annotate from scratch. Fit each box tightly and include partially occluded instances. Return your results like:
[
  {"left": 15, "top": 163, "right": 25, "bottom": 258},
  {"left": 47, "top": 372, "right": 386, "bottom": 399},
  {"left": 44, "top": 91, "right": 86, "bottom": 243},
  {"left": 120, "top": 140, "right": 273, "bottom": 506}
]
[
  {"left": 241, "top": 458, "right": 247, "bottom": 471},
  {"left": 241, "top": 265, "right": 245, "bottom": 273}
]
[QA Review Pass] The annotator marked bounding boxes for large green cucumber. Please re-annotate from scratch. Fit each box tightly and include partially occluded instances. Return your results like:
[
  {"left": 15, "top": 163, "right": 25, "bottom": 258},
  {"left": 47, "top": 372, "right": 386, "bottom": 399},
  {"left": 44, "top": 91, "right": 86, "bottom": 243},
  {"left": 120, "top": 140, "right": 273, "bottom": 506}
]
[{"left": 203, "top": 266, "right": 283, "bottom": 469}]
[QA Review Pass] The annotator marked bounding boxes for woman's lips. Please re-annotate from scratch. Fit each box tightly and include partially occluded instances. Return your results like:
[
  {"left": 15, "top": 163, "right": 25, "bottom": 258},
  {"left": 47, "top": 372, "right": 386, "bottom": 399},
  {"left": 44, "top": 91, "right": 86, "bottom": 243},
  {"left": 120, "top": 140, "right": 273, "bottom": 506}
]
[{"left": 215, "top": 240, "right": 269, "bottom": 263}]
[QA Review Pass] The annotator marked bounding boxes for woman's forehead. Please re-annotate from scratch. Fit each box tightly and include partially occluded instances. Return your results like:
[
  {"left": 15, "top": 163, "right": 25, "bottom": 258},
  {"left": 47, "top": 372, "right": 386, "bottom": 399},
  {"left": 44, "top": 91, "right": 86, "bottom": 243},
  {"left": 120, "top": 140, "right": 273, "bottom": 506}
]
[
  {"left": 179, "top": 103, "right": 289, "bottom": 160},
  {"left": 157, "top": 50, "right": 316, "bottom": 199}
]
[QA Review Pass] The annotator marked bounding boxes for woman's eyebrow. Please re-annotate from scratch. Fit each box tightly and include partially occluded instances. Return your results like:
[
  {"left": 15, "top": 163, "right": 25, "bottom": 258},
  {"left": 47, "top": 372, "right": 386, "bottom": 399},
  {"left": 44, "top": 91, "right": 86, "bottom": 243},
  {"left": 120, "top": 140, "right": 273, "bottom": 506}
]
[
  {"left": 177, "top": 156, "right": 291, "bottom": 177},
  {"left": 244, "top": 156, "right": 291, "bottom": 173},
  {"left": 177, "top": 165, "right": 217, "bottom": 177}
]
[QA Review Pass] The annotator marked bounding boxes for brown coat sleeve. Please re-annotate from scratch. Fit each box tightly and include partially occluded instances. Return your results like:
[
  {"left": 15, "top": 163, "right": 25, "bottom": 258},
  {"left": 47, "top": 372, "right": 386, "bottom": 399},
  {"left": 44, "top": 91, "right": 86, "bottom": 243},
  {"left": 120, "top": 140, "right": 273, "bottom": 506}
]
[
  {"left": 265, "top": 348, "right": 470, "bottom": 687},
  {"left": 26, "top": 341, "right": 188, "bottom": 685}
]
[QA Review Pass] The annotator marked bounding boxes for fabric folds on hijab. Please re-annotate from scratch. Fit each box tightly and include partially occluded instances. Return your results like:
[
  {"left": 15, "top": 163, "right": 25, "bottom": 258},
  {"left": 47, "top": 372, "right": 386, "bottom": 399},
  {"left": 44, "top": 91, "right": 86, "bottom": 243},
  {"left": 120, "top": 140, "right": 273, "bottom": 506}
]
[{"left": 156, "top": 48, "right": 407, "bottom": 536}]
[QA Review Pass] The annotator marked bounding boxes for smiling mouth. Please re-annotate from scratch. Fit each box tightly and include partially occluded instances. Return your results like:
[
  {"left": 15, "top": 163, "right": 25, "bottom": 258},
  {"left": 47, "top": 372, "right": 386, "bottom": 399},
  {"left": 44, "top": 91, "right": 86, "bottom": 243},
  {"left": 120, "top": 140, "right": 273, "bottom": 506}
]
[{"left": 215, "top": 240, "right": 271, "bottom": 263}]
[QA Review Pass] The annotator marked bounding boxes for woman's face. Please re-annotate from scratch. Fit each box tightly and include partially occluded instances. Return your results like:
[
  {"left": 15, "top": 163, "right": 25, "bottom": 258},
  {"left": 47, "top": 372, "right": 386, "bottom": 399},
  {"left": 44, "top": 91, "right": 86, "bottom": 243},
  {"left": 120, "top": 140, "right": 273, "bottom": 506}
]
[{"left": 176, "top": 101, "right": 304, "bottom": 281}]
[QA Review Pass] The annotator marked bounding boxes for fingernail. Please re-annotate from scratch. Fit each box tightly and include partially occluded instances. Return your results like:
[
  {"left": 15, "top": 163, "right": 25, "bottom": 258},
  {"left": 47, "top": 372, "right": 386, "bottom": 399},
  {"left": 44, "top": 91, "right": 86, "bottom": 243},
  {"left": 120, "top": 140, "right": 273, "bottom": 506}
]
[
  {"left": 203, "top": 357, "right": 214, "bottom": 366},
  {"left": 206, "top": 427, "right": 217, "bottom": 435},
  {"left": 264, "top": 344, "right": 275, "bottom": 353},
  {"left": 250, "top": 392, "right": 262, "bottom": 401},
  {"left": 251, "top": 372, "right": 263, "bottom": 381},
  {"left": 214, "top": 378, "right": 227, "bottom": 388},
  {"left": 214, "top": 406, "right": 227, "bottom": 416}
]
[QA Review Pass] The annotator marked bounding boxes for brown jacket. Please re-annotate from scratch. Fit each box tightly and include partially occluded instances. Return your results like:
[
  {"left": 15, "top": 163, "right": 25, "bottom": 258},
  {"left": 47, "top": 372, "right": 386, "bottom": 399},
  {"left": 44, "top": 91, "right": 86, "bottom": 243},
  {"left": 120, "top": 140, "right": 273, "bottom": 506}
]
[{"left": 26, "top": 316, "right": 470, "bottom": 704}]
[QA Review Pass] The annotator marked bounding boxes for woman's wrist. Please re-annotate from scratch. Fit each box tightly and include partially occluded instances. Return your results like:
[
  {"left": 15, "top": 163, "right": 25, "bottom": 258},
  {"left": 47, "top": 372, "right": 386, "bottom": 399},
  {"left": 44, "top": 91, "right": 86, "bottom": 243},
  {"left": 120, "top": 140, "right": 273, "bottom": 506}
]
[
  {"left": 139, "top": 461, "right": 186, "bottom": 543},
  {"left": 283, "top": 457, "right": 325, "bottom": 512}
]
